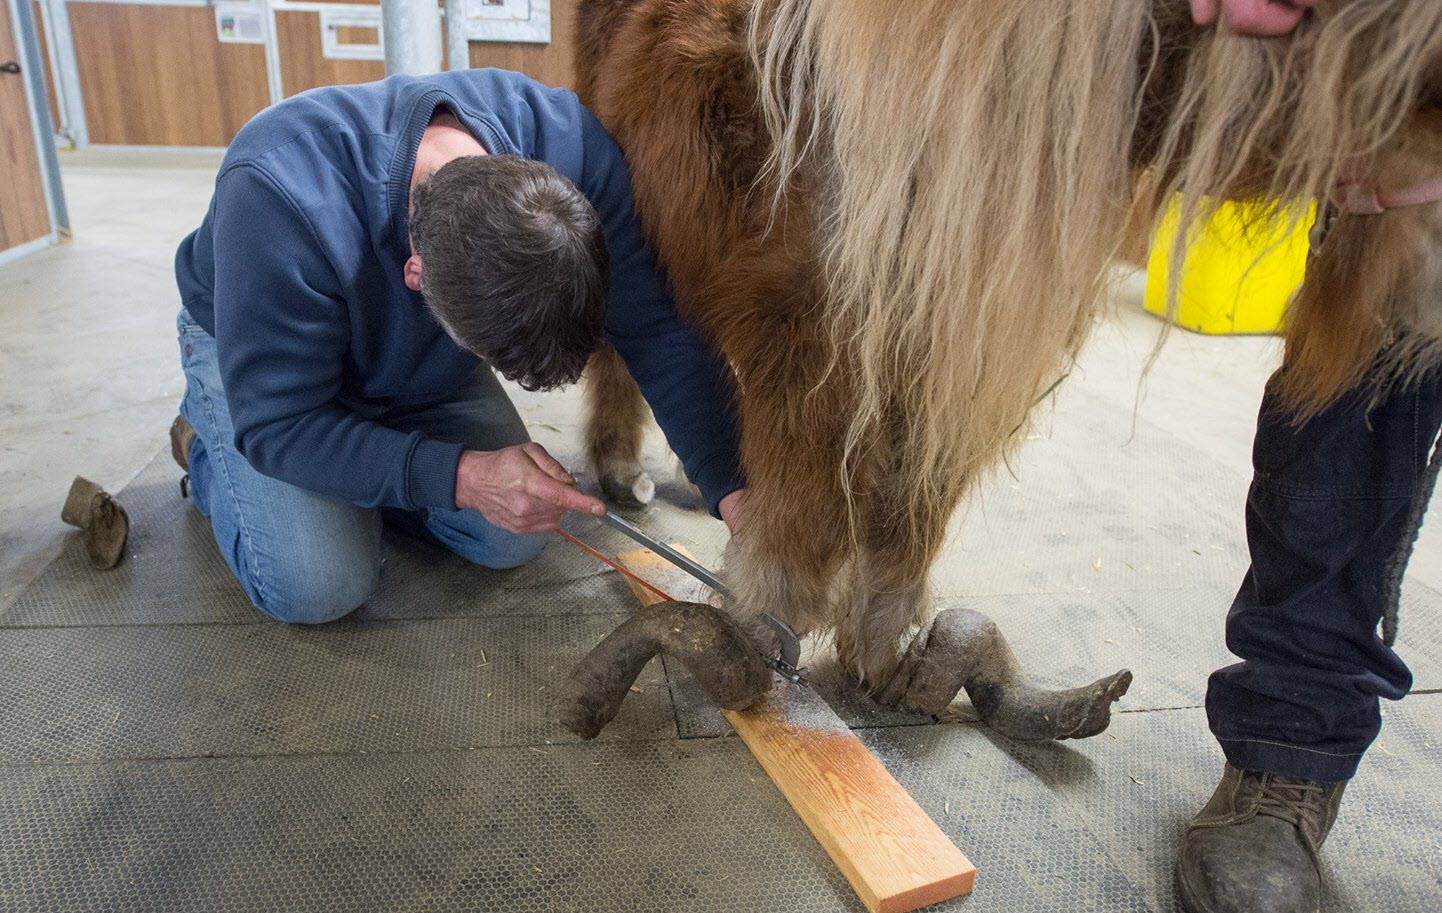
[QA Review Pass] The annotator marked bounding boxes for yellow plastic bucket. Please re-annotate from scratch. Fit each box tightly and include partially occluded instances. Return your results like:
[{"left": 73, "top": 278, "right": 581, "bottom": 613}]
[{"left": 1143, "top": 200, "right": 1315, "bottom": 335}]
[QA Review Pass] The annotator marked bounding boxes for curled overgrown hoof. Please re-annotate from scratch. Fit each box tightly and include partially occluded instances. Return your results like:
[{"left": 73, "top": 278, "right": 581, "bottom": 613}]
[
  {"left": 61, "top": 476, "right": 130, "bottom": 571},
  {"left": 555, "top": 600, "right": 773, "bottom": 739},
  {"left": 876, "top": 607, "right": 1131, "bottom": 741}
]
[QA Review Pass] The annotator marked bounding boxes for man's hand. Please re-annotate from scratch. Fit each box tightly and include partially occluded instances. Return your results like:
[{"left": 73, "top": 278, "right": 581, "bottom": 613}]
[
  {"left": 456, "top": 443, "right": 605, "bottom": 535},
  {"left": 718, "top": 487, "right": 748, "bottom": 536},
  {"left": 1190, "top": 0, "right": 1316, "bottom": 36}
]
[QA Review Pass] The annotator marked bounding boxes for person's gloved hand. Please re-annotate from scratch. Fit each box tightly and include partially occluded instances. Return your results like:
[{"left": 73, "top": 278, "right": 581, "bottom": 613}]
[
  {"left": 1190, "top": 0, "right": 1317, "bottom": 36},
  {"left": 456, "top": 443, "right": 604, "bottom": 534}
]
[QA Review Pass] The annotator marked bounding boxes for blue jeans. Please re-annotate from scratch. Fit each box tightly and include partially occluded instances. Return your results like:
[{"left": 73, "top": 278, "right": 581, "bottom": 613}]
[
  {"left": 1208, "top": 364, "right": 1442, "bottom": 782},
  {"left": 177, "top": 308, "right": 547, "bottom": 624}
]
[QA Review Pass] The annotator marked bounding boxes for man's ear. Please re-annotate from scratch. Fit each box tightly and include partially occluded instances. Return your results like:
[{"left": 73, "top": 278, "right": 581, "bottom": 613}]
[{"left": 404, "top": 253, "right": 424, "bottom": 293}]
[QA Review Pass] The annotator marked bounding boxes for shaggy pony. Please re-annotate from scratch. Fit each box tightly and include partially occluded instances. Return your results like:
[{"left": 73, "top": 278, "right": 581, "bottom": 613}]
[{"left": 557, "top": 0, "right": 1442, "bottom": 740}]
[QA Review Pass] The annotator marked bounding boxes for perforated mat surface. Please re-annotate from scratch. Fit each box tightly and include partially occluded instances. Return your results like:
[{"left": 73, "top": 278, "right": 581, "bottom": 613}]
[{"left": 2, "top": 441, "right": 1439, "bottom": 912}]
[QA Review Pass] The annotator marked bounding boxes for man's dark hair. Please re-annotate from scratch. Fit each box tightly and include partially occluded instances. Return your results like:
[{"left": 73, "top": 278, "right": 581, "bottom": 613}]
[{"left": 410, "top": 154, "right": 609, "bottom": 391}]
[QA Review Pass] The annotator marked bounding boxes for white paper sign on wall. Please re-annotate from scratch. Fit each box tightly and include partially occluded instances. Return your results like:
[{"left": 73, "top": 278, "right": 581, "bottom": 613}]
[
  {"left": 461, "top": 0, "right": 551, "bottom": 44},
  {"left": 215, "top": 3, "right": 265, "bottom": 45}
]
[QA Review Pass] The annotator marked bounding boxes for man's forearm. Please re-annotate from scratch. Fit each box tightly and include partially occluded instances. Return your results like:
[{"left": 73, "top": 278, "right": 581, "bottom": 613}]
[{"left": 231, "top": 404, "right": 464, "bottom": 511}]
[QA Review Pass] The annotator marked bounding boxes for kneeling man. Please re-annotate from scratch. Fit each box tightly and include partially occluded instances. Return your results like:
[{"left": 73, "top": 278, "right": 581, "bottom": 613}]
[{"left": 172, "top": 69, "right": 745, "bottom": 623}]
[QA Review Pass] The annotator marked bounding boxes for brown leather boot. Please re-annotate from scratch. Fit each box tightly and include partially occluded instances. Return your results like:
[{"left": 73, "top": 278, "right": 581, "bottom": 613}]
[
  {"left": 170, "top": 415, "right": 196, "bottom": 472},
  {"left": 1178, "top": 763, "right": 1346, "bottom": 913}
]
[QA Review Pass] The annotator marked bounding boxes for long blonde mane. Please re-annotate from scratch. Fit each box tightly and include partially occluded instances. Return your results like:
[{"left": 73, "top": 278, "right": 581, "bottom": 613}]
[
  {"left": 749, "top": 0, "right": 1149, "bottom": 547},
  {"left": 749, "top": 0, "right": 1442, "bottom": 549}
]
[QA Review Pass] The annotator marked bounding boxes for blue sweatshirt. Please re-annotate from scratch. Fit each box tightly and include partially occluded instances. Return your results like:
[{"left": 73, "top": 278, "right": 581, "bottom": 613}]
[{"left": 175, "top": 70, "right": 744, "bottom": 516}]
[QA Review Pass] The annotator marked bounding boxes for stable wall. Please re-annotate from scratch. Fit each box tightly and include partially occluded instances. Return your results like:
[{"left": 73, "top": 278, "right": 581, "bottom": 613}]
[{"left": 30, "top": 0, "right": 579, "bottom": 148}]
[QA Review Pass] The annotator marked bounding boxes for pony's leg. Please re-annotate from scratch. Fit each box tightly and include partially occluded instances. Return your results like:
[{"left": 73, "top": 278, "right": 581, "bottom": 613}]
[
  {"left": 556, "top": 323, "right": 850, "bottom": 738},
  {"left": 554, "top": 418, "right": 847, "bottom": 739},
  {"left": 843, "top": 475, "right": 1133, "bottom": 742},
  {"left": 720, "top": 494, "right": 845, "bottom": 652},
  {"left": 717, "top": 414, "right": 852, "bottom": 652},
  {"left": 830, "top": 432, "right": 948, "bottom": 688},
  {"left": 717, "top": 314, "right": 856, "bottom": 645},
  {"left": 583, "top": 344, "right": 655, "bottom": 507}
]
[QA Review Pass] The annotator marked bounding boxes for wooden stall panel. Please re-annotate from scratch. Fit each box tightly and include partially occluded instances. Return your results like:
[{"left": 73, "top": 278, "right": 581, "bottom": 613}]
[
  {"left": 276, "top": 10, "right": 384, "bottom": 97},
  {"left": 0, "top": 2, "right": 51, "bottom": 251},
  {"left": 467, "top": 0, "right": 577, "bottom": 89},
  {"left": 67, "top": 3, "right": 269, "bottom": 147}
]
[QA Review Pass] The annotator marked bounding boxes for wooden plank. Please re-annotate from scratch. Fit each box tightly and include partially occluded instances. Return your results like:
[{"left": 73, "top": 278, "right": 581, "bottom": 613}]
[{"left": 616, "top": 545, "right": 976, "bottom": 913}]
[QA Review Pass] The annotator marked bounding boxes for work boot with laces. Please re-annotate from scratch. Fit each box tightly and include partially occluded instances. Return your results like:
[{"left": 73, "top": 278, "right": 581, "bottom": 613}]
[{"left": 1178, "top": 763, "right": 1346, "bottom": 913}]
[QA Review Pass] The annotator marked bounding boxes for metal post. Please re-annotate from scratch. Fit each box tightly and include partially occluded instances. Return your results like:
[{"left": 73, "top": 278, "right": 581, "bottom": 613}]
[
  {"left": 444, "top": 0, "right": 469, "bottom": 72},
  {"left": 41, "top": 0, "right": 87, "bottom": 147},
  {"left": 9, "top": 0, "right": 69, "bottom": 231},
  {"left": 380, "top": 0, "right": 443, "bottom": 77}
]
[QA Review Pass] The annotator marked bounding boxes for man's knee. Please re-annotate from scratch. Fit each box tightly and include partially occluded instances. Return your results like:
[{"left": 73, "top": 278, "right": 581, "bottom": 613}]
[
  {"left": 251, "top": 554, "right": 380, "bottom": 624},
  {"left": 443, "top": 526, "right": 548, "bottom": 570},
  {"left": 423, "top": 508, "right": 548, "bottom": 570},
  {"left": 473, "top": 531, "right": 548, "bottom": 570}
]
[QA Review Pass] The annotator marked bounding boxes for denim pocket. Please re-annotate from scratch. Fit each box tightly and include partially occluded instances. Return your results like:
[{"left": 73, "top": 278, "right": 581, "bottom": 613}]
[{"left": 176, "top": 306, "right": 210, "bottom": 338}]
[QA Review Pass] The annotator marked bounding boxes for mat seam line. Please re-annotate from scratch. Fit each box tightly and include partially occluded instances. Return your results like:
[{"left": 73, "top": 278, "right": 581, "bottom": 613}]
[
  {"left": 0, "top": 610, "right": 642, "bottom": 631},
  {"left": 0, "top": 735, "right": 694, "bottom": 769}
]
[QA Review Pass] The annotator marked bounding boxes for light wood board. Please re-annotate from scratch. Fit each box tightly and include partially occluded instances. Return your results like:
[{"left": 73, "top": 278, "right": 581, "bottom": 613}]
[{"left": 616, "top": 545, "right": 976, "bottom": 913}]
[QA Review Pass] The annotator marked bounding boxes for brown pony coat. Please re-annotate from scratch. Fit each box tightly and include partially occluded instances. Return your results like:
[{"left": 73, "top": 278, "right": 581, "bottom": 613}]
[
  {"left": 578, "top": 0, "right": 858, "bottom": 653},
  {"left": 575, "top": 0, "right": 1442, "bottom": 690}
]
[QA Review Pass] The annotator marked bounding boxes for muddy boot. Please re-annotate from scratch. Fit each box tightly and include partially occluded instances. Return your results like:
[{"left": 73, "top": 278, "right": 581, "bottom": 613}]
[
  {"left": 61, "top": 476, "right": 130, "bottom": 570},
  {"left": 1177, "top": 763, "right": 1346, "bottom": 913},
  {"left": 169, "top": 415, "right": 196, "bottom": 471}
]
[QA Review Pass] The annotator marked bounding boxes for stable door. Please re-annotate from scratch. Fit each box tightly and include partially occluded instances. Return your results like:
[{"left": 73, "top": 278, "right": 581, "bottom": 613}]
[{"left": 1, "top": 0, "right": 52, "bottom": 256}]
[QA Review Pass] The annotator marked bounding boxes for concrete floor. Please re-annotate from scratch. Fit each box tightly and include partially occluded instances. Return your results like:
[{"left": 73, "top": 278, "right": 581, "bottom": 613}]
[
  {"left": 2, "top": 152, "right": 1440, "bottom": 912},
  {"left": 0, "top": 150, "right": 217, "bottom": 608}
]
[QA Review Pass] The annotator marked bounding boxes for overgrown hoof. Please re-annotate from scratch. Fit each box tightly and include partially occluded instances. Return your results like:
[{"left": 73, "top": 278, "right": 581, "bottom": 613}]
[
  {"left": 972, "top": 668, "right": 1132, "bottom": 742},
  {"left": 554, "top": 600, "right": 772, "bottom": 739},
  {"left": 877, "top": 607, "right": 1131, "bottom": 741},
  {"left": 599, "top": 468, "right": 656, "bottom": 508},
  {"left": 61, "top": 476, "right": 130, "bottom": 571}
]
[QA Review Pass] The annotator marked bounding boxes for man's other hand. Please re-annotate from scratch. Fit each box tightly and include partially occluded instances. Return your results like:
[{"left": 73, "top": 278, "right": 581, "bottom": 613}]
[
  {"left": 718, "top": 488, "right": 748, "bottom": 536},
  {"left": 456, "top": 443, "right": 605, "bottom": 534},
  {"left": 1190, "top": 0, "right": 1316, "bottom": 36}
]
